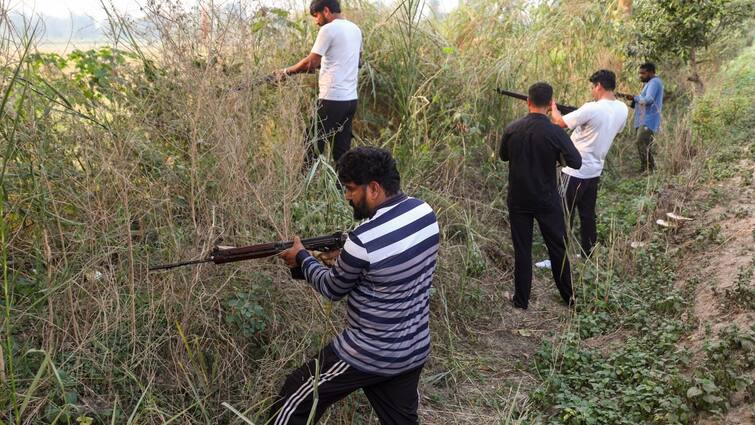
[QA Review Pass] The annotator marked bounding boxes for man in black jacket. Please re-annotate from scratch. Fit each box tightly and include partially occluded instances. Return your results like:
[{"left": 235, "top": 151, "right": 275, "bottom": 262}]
[{"left": 499, "top": 82, "right": 582, "bottom": 309}]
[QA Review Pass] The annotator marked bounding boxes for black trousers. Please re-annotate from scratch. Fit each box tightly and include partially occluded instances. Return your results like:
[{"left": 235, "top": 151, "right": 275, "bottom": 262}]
[
  {"left": 269, "top": 344, "right": 423, "bottom": 425},
  {"left": 509, "top": 204, "right": 573, "bottom": 309},
  {"left": 563, "top": 175, "right": 600, "bottom": 256},
  {"left": 304, "top": 99, "right": 358, "bottom": 170}
]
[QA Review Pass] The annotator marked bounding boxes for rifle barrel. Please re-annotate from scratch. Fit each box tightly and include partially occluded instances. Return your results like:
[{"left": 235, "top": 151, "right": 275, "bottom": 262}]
[
  {"left": 496, "top": 88, "right": 578, "bottom": 114},
  {"left": 148, "top": 258, "right": 213, "bottom": 271},
  {"left": 148, "top": 232, "right": 347, "bottom": 271}
]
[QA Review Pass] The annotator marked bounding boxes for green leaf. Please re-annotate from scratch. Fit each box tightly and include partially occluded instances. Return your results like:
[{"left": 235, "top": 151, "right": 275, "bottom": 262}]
[
  {"left": 700, "top": 379, "right": 718, "bottom": 393},
  {"left": 686, "top": 386, "right": 703, "bottom": 398}
]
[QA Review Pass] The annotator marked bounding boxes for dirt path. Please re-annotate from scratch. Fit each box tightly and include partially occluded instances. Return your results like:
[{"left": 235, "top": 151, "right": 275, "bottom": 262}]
[
  {"left": 421, "top": 263, "right": 573, "bottom": 423},
  {"left": 664, "top": 162, "right": 755, "bottom": 423}
]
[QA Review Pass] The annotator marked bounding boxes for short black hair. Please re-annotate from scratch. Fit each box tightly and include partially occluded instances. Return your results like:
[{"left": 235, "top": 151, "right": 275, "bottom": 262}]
[
  {"left": 528, "top": 82, "right": 553, "bottom": 108},
  {"left": 310, "top": 0, "right": 341, "bottom": 15},
  {"left": 337, "top": 147, "right": 401, "bottom": 196},
  {"left": 640, "top": 62, "right": 656, "bottom": 73},
  {"left": 589, "top": 69, "right": 616, "bottom": 91}
]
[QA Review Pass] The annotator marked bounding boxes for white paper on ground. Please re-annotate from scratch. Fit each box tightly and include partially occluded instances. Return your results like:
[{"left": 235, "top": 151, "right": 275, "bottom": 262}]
[{"left": 666, "top": 212, "right": 693, "bottom": 221}]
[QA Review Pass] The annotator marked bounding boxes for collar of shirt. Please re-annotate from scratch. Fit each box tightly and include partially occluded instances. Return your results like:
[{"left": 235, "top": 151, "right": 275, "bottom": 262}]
[
  {"left": 527, "top": 112, "right": 550, "bottom": 120},
  {"left": 370, "top": 192, "right": 407, "bottom": 219}
]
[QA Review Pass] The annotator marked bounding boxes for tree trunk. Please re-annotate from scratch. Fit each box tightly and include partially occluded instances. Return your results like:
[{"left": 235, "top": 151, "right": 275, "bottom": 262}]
[{"left": 688, "top": 48, "right": 705, "bottom": 93}]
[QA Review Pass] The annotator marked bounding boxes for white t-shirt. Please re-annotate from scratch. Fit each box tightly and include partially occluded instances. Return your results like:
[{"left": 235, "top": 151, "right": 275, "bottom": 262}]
[
  {"left": 562, "top": 99, "right": 628, "bottom": 179},
  {"left": 311, "top": 19, "right": 362, "bottom": 101}
]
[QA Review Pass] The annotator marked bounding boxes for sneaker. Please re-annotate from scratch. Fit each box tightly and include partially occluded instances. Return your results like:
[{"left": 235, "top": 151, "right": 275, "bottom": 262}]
[{"left": 535, "top": 259, "right": 551, "bottom": 269}]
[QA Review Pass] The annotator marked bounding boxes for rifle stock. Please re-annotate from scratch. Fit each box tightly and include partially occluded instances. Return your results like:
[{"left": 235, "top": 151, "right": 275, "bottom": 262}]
[
  {"left": 496, "top": 88, "right": 578, "bottom": 114},
  {"left": 149, "top": 232, "right": 347, "bottom": 271}
]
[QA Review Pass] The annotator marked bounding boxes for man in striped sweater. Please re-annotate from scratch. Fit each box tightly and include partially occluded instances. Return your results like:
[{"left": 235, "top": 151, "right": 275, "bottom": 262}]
[{"left": 275, "top": 147, "right": 440, "bottom": 424}]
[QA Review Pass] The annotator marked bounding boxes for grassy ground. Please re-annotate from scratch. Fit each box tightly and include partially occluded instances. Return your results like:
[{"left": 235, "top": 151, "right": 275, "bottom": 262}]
[{"left": 0, "top": 1, "right": 753, "bottom": 424}]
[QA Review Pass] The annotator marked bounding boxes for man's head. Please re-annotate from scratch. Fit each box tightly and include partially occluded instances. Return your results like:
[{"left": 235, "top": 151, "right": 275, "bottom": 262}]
[
  {"left": 310, "top": 0, "right": 341, "bottom": 26},
  {"left": 588, "top": 69, "right": 617, "bottom": 100},
  {"left": 639, "top": 62, "right": 656, "bottom": 83},
  {"left": 337, "top": 147, "right": 401, "bottom": 220},
  {"left": 527, "top": 82, "right": 553, "bottom": 113}
]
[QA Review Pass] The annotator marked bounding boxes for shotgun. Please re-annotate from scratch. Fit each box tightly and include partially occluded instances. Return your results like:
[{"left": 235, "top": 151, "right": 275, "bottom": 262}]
[
  {"left": 149, "top": 232, "right": 347, "bottom": 271},
  {"left": 496, "top": 88, "right": 578, "bottom": 114}
]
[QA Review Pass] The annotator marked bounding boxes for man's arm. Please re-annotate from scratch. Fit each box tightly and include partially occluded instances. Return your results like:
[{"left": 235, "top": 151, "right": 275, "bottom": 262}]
[
  {"left": 499, "top": 131, "right": 511, "bottom": 162},
  {"left": 554, "top": 129, "right": 582, "bottom": 169},
  {"left": 283, "top": 52, "right": 322, "bottom": 75},
  {"left": 276, "top": 26, "right": 329, "bottom": 78},
  {"left": 634, "top": 79, "right": 660, "bottom": 106},
  {"left": 281, "top": 235, "right": 368, "bottom": 301},
  {"left": 552, "top": 100, "right": 592, "bottom": 130},
  {"left": 550, "top": 100, "right": 568, "bottom": 128}
]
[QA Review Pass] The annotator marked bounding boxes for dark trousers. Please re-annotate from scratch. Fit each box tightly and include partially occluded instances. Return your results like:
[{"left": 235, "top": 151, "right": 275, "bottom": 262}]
[
  {"left": 635, "top": 125, "right": 655, "bottom": 172},
  {"left": 509, "top": 205, "right": 573, "bottom": 309},
  {"left": 269, "top": 344, "right": 422, "bottom": 425},
  {"left": 304, "top": 99, "right": 358, "bottom": 170},
  {"left": 563, "top": 175, "right": 600, "bottom": 256}
]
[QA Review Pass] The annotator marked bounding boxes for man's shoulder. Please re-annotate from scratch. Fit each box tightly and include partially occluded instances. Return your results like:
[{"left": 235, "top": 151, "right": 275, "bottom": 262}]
[
  {"left": 343, "top": 19, "right": 361, "bottom": 31},
  {"left": 616, "top": 100, "right": 629, "bottom": 114},
  {"left": 328, "top": 19, "right": 361, "bottom": 34},
  {"left": 579, "top": 100, "right": 601, "bottom": 111},
  {"left": 505, "top": 115, "right": 536, "bottom": 131},
  {"left": 648, "top": 77, "right": 664, "bottom": 90},
  {"left": 362, "top": 197, "right": 432, "bottom": 225}
]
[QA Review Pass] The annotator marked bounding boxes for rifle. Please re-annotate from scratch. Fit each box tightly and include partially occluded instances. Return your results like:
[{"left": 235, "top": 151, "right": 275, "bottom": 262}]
[
  {"left": 149, "top": 232, "right": 347, "bottom": 271},
  {"left": 615, "top": 91, "right": 635, "bottom": 101},
  {"left": 496, "top": 88, "right": 578, "bottom": 114},
  {"left": 230, "top": 73, "right": 278, "bottom": 93}
]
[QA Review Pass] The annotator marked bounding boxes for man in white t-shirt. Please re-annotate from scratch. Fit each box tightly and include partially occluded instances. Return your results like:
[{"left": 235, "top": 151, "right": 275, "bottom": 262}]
[
  {"left": 551, "top": 70, "right": 628, "bottom": 257},
  {"left": 276, "top": 0, "right": 362, "bottom": 170}
]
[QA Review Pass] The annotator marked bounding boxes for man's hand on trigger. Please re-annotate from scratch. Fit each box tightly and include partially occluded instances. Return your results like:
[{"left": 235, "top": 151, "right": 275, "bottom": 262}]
[
  {"left": 315, "top": 249, "right": 341, "bottom": 267},
  {"left": 279, "top": 236, "right": 305, "bottom": 268}
]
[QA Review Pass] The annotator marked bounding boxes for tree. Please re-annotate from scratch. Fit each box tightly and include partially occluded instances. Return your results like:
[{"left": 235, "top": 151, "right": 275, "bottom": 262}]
[{"left": 632, "top": 0, "right": 752, "bottom": 91}]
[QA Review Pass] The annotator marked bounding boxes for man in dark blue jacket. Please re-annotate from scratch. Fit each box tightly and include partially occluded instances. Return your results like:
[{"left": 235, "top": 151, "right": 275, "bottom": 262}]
[{"left": 499, "top": 82, "right": 582, "bottom": 309}]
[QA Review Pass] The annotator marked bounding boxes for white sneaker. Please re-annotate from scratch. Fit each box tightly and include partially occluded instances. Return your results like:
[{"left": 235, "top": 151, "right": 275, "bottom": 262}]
[{"left": 535, "top": 259, "right": 552, "bottom": 269}]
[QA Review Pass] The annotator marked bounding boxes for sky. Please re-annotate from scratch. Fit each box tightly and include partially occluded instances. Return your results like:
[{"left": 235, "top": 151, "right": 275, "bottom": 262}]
[
  {"left": 11, "top": 0, "right": 459, "bottom": 20},
  {"left": 10, "top": 0, "right": 460, "bottom": 43},
  {"left": 12, "top": 0, "right": 148, "bottom": 20}
]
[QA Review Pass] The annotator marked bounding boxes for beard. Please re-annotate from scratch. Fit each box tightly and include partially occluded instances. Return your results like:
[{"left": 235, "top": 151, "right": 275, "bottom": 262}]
[
  {"left": 349, "top": 198, "right": 371, "bottom": 220},
  {"left": 640, "top": 76, "right": 651, "bottom": 83}
]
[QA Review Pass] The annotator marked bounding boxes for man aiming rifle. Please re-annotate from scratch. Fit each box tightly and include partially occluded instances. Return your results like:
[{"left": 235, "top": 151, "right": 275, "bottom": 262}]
[
  {"left": 499, "top": 82, "right": 582, "bottom": 310},
  {"left": 619, "top": 62, "right": 664, "bottom": 173},
  {"left": 272, "top": 147, "right": 440, "bottom": 425},
  {"left": 551, "top": 70, "right": 628, "bottom": 258}
]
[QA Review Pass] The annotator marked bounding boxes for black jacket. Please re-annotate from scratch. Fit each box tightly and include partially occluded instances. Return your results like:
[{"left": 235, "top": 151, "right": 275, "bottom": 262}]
[{"left": 499, "top": 113, "right": 581, "bottom": 211}]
